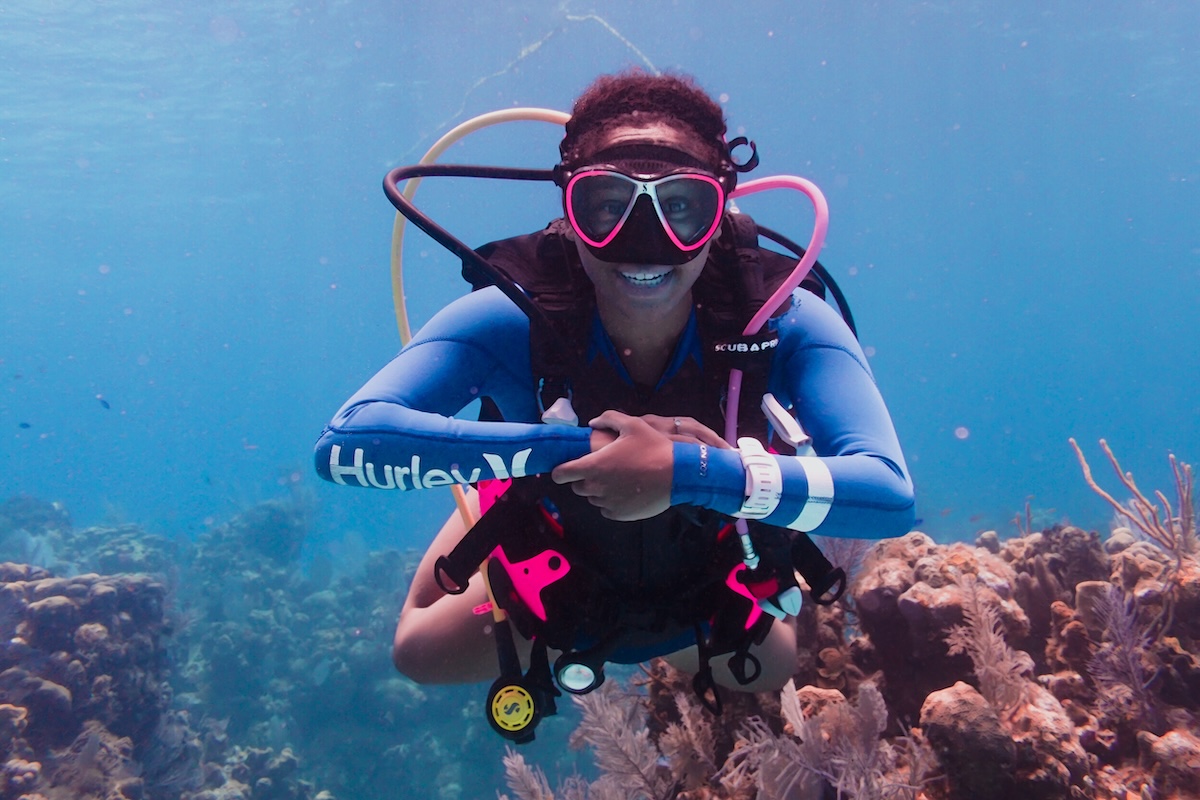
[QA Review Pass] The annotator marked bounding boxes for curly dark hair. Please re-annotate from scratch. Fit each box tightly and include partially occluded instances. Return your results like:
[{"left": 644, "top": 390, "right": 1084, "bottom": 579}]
[{"left": 559, "top": 70, "right": 728, "bottom": 170}]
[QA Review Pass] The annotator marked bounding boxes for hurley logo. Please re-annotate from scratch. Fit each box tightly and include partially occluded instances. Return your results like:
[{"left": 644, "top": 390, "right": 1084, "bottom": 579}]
[{"left": 328, "top": 445, "right": 532, "bottom": 490}]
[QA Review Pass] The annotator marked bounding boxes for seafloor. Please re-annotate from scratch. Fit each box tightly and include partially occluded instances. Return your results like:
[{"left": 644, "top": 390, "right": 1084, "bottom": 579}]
[{"left": 1, "top": 447, "right": 1196, "bottom": 800}]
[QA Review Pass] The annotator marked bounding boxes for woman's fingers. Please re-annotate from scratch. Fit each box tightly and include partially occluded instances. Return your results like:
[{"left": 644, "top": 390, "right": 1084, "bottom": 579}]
[{"left": 642, "top": 414, "right": 732, "bottom": 449}]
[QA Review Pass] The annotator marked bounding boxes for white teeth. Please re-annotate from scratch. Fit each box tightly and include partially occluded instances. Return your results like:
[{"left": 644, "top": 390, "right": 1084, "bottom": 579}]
[{"left": 621, "top": 268, "right": 671, "bottom": 286}]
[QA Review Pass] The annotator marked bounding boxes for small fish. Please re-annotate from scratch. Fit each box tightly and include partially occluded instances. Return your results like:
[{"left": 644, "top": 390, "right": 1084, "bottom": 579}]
[
  {"left": 98, "top": 398, "right": 110, "bottom": 410},
  {"left": 18, "top": 422, "right": 31, "bottom": 429}
]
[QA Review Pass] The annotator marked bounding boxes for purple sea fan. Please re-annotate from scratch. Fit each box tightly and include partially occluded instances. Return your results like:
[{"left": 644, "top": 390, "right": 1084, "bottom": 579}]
[
  {"left": 499, "top": 681, "right": 675, "bottom": 800},
  {"left": 656, "top": 691, "right": 720, "bottom": 792},
  {"left": 720, "top": 681, "right": 922, "bottom": 800},
  {"left": 1086, "top": 584, "right": 1162, "bottom": 732},
  {"left": 569, "top": 683, "right": 674, "bottom": 799},
  {"left": 944, "top": 573, "right": 1034, "bottom": 717},
  {"left": 500, "top": 747, "right": 554, "bottom": 800}
]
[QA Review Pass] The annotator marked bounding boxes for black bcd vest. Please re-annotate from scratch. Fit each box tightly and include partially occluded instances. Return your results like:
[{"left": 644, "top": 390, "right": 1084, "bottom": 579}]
[{"left": 446, "top": 213, "right": 843, "bottom": 655}]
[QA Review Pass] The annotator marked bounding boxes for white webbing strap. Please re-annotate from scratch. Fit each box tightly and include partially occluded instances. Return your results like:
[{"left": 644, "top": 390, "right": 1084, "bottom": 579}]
[{"left": 790, "top": 456, "right": 834, "bottom": 531}]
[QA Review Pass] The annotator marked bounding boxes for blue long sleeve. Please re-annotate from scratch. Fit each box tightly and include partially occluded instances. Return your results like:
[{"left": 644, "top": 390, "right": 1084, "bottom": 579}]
[
  {"left": 315, "top": 284, "right": 914, "bottom": 540},
  {"left": 314, "top": 287, "right": 592, "bottom": 489}
]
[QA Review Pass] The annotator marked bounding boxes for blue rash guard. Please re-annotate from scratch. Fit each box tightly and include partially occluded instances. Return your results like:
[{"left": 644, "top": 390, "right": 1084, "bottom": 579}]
[{"left": 315, "top": 284, "right": 915, "bottom": 540}]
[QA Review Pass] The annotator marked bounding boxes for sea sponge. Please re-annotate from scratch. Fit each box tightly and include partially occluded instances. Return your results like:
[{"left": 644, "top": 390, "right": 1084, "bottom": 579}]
[
  {"left": 25, "top": 595, "right": 78, "bottom": 651},
  {"left": 1, "top": 756, "right": 42, "bottom": 793},
  {"left": 1043, "top": 599, "right": 1093, "bottom": 675},
  {"left": 0, "top": 669, "right": 73, "bottom": 748},
  {"left": 0, "top": 704, "right": 28, "bottom": 755},
  {"left": 919, "top": 681, "right": 1016, "bottom": 799},
  {"left": 853, "top": 534, "right": 1027, "bottom": 721},
  {"left": 1138, "top": 729, "right": 1200, "bottom": 798}
]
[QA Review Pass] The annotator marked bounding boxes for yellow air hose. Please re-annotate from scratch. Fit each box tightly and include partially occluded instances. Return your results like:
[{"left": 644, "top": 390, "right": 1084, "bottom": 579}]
[{"left": 389, "top": 108, "right": 570, "bottom": 536}]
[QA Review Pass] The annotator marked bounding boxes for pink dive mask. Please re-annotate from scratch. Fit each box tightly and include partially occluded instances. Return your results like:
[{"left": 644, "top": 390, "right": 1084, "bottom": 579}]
[{"left": 563, "top": 165, "right": 726, "bottom": 265}]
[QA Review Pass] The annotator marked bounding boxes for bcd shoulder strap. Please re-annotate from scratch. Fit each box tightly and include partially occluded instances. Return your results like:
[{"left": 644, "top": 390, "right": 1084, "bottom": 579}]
[{"left": 466, "top": 220, "right": 591, "bottom": 404}]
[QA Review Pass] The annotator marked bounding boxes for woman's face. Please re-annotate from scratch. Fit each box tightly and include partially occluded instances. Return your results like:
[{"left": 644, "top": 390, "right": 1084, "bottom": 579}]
[{"left": 567, "top": 121, "right": 719, "bottom": 318}]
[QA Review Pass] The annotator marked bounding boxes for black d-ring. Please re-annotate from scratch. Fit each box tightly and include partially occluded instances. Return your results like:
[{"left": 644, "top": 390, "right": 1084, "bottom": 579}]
[
  {"left": 811, "top": 567, "right": 847, "bottom": 606},
  {"left": 434, "top": 555, "right": 468, "bottom": 595},
  {"left": 729, "top": 651, "right": 762, "bottom": 686}
]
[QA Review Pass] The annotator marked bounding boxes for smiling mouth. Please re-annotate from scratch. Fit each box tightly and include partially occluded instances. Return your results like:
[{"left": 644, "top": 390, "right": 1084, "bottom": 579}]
[{"left": 620, "top": 267, "right": 672, "bottom": 287}]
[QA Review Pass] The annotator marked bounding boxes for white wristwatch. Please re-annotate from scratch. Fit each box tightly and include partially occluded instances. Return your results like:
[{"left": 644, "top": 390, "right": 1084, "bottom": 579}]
[{"left": 735, "top": 437, "right": 782, "bottom": 519}]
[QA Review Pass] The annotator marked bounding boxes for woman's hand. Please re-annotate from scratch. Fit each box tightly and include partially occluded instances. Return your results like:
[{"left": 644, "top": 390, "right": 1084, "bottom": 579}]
[
  {"left": 639, "top": 414, "right": 733, "bottom": 450},
  {"left": 551, "top": 411, "right": 731, "bottom": 521}
]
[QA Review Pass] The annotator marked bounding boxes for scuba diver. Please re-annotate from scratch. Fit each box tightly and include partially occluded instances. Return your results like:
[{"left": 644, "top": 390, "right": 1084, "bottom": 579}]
[{"left": 315, "top": 71, "right": 914, "bottom": 742}]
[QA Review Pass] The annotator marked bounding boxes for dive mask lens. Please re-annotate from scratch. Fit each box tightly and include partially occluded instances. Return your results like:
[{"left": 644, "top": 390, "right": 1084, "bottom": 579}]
[
  {"left": 565, "top": 169, "right": 724, "bottom": 252},
  {"left": 566, "top": 172, "right": 637, "bottom": 245},
  {"left": 653, "top": 173, "right": 723, "bottom": 247}
]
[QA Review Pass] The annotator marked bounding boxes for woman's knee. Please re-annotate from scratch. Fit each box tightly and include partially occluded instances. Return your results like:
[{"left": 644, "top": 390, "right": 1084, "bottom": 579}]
[
  {"left": 391, "top": 615, "right": 431, "bottom": 683},
  {"left": 662, "top": 619, "right": 797, "bottom": 693},
  {"left": 390, "top": 592, "right": 507, "bottom": 685}
]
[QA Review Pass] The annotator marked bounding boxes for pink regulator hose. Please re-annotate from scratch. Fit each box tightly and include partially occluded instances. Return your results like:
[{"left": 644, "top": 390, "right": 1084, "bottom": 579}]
[{"left": 721, "top": 176, "right": 829, "bottom": 568}]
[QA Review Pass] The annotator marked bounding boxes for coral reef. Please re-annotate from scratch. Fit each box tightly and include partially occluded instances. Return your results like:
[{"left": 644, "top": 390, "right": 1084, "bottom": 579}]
[
  {"left": 5, "top": 443, "right": 1198, "bottom": 800},
  {"left": 498, "top": 446, "right": 1200, "bottom": 800},
  {"left": 169, "top": 502, "right": 478, "bottom": 798},
  {"left": 0, "top": 561, "right": 186, "bottom": 799},
  {"left": 0, "top": 494, "right": 518, "bottom": 799}
]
